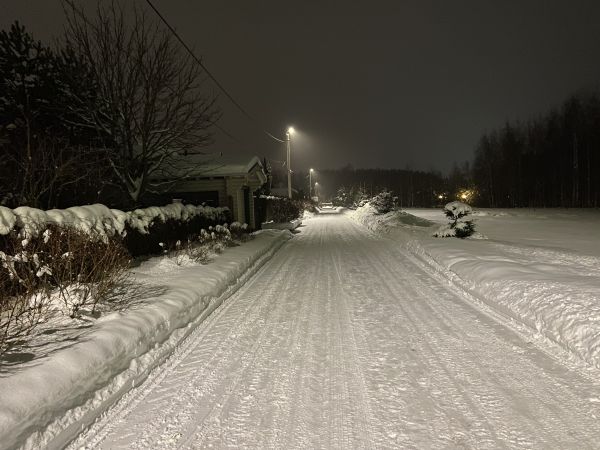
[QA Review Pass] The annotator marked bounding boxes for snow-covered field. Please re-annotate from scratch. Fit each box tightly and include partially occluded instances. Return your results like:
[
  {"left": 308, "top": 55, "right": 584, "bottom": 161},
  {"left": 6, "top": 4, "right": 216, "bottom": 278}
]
[
  {"left": 353, "top": 205, "right": 600, "bottom": 371},
  {"left": 0, "top": 230, "right": 291, "bottom": 450}
]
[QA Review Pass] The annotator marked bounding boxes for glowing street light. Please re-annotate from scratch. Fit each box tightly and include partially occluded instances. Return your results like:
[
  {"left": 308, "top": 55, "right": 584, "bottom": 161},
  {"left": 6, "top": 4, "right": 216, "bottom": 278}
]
[
  {"left": 457, "top": 188, "right": 475, "bottom": 203},
  {"left": 286, "top": 127, "right": 295, "bottom": 199},
  {"left": 309, "top": 168, "right": 314, "bottom": 198},
  {"left": 314, "top": 181, "right": 319, "bottom": 199}
]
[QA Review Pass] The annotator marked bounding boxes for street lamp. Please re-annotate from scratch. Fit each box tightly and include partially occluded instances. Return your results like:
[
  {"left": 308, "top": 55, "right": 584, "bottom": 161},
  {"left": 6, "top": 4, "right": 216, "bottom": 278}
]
[
  {"left": 309, "top": 168, "right": 314, "bottom": 198},
  {"left": 314, "top": 181, "right": 319, "bottom": 199},
  {"left": 286, "top": 127, "right": 295, "bottom": 199}
]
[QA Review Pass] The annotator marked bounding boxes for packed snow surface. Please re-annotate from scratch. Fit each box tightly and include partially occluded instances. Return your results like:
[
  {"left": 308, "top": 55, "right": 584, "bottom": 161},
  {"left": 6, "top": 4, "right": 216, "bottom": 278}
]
[
  {"left": 352, "top": 205, "right": 600, "bottom": 370},
  {"left": 70, "top": 213, "right": 600, "bottom": 449},
  {"left": 0, "top": 230, "right": 290, "bottom": 450}
]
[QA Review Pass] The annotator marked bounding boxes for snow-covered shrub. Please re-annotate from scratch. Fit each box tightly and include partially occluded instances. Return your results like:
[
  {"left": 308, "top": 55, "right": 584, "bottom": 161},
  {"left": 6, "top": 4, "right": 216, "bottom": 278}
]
[
  {"left": 0, "top": 225, "right": 130, "bottom": 321},
  {"left": 0, "top": 225, "right": 129, "bottom": 351},
  {"left": 269, "top": 198, "right": 302, "bottom": 223},
  {"left": 123, "top": 206, "right": 231, "bottom": 257},
  {"left": 433, "top": 201, "right": 476, "bottom": 238},
  {"left": 0, "top": 255, "right": 49, "bottom": 354},
  {"left": 168, "top": 222, "right": 251, "bottom": 266},
  {"left": 229, "top": 222, "right": 250, "bottom": 241},
  {"left": 370, "top": 190, "right": 396, "bottom": 214},
  {"left": 333, "top": 186, "right": 354, "bottom": 208},
  {"left": 300, "top": 199, "right": 318, "bottom": 214},
  {"left": 45, "top": 228, "right": 130, "bottom": 317}
]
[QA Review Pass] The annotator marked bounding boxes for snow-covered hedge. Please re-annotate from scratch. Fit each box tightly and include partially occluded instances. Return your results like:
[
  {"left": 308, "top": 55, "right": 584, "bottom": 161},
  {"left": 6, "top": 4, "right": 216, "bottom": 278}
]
[
  {"left": 123, "top": 204, "right": 231, "bottom": 257},
  {"left": 267, "top": 197, "right": 302, "bottom": 223},
  {"left": 126, "top": 203, "right": 229, "bottom": 236},
  {"left": 0, "top": 203, "right": 229, "bottom": 240}
]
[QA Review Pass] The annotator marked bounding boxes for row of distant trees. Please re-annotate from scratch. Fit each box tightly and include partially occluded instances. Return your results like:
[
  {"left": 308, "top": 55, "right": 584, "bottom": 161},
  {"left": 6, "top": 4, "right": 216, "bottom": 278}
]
[
  {"left": 0, "top": 1, "right": 218, "bottom": 210},
  {"left": 312, "top": 90, "right": 600, "bottom": 209},
  {"left": 473, "top": 91, "right": 600, "bottom": 208},
  {"left": 296, "top": 165, "right": 470, "bottom": 208},
  {"left": 321, "top": 166, "right": 447, "bottom": 207}
]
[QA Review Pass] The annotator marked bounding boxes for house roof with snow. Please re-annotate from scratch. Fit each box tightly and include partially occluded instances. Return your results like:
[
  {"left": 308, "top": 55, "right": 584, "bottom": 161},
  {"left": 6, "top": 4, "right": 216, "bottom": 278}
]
[
  {"left": 191, "top": 156, "right": 265, "bottom": 178},
  {"left": 152, "top": 155, "right": 267, "bottom": 183}
]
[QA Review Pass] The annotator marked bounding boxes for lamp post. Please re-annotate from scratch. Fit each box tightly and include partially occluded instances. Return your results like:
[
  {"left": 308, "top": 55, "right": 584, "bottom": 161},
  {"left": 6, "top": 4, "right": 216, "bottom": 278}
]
[
  {"left": 309, "top": 168, "right": 314, "bottom": 199},
  {"left": 286, "top": 127, "right": 295, "bottom": 199},
  {"left": 314, "top": 181, "right": 319, "bottom": 200}
]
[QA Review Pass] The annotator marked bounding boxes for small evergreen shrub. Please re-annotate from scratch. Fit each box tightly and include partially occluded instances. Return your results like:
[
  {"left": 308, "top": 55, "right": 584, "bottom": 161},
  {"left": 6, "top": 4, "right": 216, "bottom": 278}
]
[
  {"left": 433, "top": 201, "right": 476, "bottom": 238},
  {"left": 370, "top": 190, "right": 396, "bottom": 214}
]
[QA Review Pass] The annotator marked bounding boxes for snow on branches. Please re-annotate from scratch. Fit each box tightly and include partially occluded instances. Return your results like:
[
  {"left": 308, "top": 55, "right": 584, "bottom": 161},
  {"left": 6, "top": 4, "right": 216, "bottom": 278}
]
[{"left": 433, "top": 201, "right": 476, "bottom": 238}]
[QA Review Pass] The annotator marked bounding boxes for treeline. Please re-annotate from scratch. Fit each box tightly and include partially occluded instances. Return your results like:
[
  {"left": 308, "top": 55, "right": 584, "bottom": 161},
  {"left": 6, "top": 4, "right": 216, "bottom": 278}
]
[
  {"left": 316, "top": 90, "right": 600, "bottom": 209},
  {"left": 315, "top": 166, "right": 450, "bottom": 207},
  {"left": 473, "top": 91, "right": 600, "bottom": 207}
]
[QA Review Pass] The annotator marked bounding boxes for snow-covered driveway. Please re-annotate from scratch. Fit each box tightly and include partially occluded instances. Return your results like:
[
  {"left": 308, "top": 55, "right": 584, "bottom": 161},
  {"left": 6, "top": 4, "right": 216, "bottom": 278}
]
[{"left": 73, "top": 213, "right": 600, "bottom": 449}]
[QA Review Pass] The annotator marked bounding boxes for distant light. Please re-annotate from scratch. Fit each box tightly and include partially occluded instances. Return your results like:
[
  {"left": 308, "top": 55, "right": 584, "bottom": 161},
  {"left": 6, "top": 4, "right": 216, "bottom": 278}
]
[
  {"left": 438, "top": 195, "right": 443, "bottom": 199},
  {"left": 310, "top": 168, "right": 314, "bottom": 172},
  {"left": 287, "top": 126, "right": 295, "bottom": 135},
  {"left": 461, "top": 193, "right": 468, "bottom": 200},
  {"left": 315, "top": 182, "right": 319, "bottom": 185}
]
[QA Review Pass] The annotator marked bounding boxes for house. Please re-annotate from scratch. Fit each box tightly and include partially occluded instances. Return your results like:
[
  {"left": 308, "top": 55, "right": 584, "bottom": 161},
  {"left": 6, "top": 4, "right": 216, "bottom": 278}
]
[{"left": 166, "top": 156, "right": 269, "bottom": 229}]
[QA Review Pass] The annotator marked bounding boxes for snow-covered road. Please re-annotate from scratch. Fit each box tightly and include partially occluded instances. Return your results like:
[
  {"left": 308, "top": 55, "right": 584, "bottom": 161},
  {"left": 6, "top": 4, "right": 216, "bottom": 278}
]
[{"left": 73, "top": 213, "right": 600, "bottom": 449}]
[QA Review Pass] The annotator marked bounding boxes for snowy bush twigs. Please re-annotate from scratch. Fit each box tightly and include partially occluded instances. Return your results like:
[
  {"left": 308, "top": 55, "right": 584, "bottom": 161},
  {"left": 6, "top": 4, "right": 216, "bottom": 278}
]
[
  {"left": 433, "top": 201, "right": 476, "bottom": 238},
  {"left": 168, "top": 222, "right": 251, "bottom": 266},
  {"left": 0, "top": 202, "right": 232, "bottom": 354},
  {"left": 0, "top": 225, "right": 130, "bottom": 351}
]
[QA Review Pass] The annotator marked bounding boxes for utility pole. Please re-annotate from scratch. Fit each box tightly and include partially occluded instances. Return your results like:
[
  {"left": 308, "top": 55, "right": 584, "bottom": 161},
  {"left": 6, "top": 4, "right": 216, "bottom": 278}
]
[{"left": 286, "top": 128, "right": 294, "bottom": 199}]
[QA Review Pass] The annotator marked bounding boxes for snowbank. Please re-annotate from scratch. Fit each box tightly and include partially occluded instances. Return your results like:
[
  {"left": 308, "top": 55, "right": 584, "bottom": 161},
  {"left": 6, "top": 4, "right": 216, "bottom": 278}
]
[
  {"left": 261, "top": 218, "right": 302, "bottom": 231},
  {"left": 0, "top": 206, "right": 16, "bottom": 235},
  {"left": 0, "top": 229, "right": 291, "bottom": 450},
  {"left": 351, "top": 205, "right": 600, "bottom": 370},
  {"left": 1, "top": 203, "right": 229, "bottom": 239},
  {"left": 349, "top": 203, "right": 434, "bottom": 233}
]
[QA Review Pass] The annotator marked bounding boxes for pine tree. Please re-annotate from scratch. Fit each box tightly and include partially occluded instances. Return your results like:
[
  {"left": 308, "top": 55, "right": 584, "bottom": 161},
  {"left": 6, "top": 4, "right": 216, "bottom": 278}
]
[{"left": 0, "top": 22, "right": 104, "bottom": 208}]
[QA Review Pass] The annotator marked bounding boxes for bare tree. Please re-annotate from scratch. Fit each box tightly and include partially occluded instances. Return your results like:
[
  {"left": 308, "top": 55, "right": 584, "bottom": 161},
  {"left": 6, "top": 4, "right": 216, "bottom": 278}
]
[{"left": 62, "top": 0, "right": 220, "bottom": 205}]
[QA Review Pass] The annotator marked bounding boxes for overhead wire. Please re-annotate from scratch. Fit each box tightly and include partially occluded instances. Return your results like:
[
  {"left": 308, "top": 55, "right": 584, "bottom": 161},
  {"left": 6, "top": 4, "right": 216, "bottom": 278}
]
[{"left": 144, "top": 0, "right": 286, "bottom": 144}]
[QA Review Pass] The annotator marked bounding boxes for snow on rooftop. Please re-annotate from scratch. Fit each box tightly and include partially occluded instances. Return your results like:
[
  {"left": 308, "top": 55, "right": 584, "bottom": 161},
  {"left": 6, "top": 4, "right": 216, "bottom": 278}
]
[{"left": 153, "top": 154, "right": 264, "bottom": 179}]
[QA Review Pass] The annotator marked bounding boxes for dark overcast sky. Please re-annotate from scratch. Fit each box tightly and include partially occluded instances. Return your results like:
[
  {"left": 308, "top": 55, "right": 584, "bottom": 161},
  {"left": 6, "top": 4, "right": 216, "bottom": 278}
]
[{"left": 4, "top": 1, "right": 600, "bottom": 173}]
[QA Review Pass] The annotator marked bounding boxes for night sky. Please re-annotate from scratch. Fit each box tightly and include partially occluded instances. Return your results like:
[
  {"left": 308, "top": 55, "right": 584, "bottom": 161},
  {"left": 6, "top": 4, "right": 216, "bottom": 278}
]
[{"left": 4, "top": 1, "right": 600, "bottom": 173}]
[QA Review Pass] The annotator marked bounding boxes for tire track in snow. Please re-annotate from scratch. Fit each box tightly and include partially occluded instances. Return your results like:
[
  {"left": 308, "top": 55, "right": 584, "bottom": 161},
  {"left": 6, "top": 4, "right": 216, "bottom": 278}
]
[
  {"left": 73, "top": 240, "right": 296, "bottom": 449},
  {"left": 330, "top": 244, "right": 377, "bottom": 449},
  {"left": 344, "top": 217, "right": 600, "bottom": 448}
]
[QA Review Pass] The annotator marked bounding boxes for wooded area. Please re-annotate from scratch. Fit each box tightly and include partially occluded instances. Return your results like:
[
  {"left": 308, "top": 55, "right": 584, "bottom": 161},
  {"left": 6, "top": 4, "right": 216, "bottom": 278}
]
[{"left": 473, "top": 91, "right": 600, "bottom": 207}]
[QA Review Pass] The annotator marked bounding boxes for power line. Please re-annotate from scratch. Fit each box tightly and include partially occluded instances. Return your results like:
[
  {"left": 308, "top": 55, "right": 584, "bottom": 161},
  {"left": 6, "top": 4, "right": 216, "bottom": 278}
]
[{"left": 144, "top": 0, "right": 286, "bottom": 144}]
